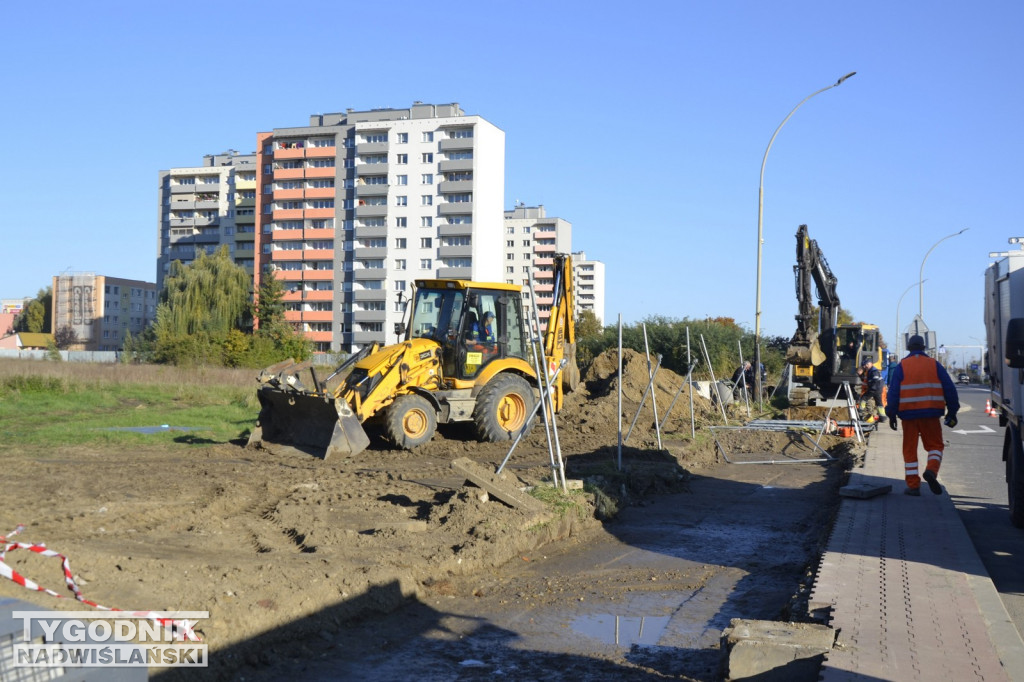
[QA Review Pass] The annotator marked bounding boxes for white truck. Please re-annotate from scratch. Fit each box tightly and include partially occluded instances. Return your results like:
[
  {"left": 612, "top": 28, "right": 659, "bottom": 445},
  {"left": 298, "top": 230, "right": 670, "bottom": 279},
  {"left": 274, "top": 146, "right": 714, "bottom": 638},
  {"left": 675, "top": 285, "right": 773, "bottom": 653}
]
[{"left": 984, "top": 247, "right": 1024, "bottom": 528}]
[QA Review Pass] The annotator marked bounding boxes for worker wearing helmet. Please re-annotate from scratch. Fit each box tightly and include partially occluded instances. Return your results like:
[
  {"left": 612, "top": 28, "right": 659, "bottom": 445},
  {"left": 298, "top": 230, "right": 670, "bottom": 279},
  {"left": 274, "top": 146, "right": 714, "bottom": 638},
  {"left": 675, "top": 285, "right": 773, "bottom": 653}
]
[
  {"left": 858, "top": 358, "right": 886, "bottom": 423},
  {"left": 469, "top": 311, "right": 496, "bottom": 344},
  {"left": 885, "top": 335, "right": 960, "bottom": 496}
]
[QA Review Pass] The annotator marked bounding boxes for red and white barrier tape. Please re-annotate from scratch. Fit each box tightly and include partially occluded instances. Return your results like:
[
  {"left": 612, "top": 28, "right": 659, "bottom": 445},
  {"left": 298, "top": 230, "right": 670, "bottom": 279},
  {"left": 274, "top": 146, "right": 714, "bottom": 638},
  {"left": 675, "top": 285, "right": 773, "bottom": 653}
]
[{"left": 0, "top": 524, "right": 200, "bottom": 641}]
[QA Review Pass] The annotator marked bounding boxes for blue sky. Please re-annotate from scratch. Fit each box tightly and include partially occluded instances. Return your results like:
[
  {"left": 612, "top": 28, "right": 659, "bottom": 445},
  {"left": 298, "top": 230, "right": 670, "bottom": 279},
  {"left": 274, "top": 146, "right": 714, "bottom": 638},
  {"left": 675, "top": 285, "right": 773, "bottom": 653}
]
[{"left": 1, "top": 1, "right": 1020, "bottom": 361}]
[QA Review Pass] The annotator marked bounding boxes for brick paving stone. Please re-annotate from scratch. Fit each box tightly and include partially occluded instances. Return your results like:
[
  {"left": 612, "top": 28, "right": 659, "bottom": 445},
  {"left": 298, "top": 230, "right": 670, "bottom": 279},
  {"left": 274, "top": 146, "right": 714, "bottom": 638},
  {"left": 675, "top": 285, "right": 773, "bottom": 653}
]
[{"left": 811, "top": 427, "right": 1023, "bottom": 681}]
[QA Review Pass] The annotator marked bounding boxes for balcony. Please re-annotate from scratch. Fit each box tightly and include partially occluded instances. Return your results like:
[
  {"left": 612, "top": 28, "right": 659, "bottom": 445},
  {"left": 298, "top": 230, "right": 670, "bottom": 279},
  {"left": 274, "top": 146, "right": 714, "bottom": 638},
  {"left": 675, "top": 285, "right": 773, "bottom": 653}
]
[
  {"left": 354, "top": 247, "right": 387, "bottom": 259},
  {"left": 234, "top": 230, "right": 255, "bottom": 242},
  {"left": 354, "top": 289, "right": 387, "bottom": 302},
  {"left": 303, "top": 270, "right": 334, "bottom": 281},
  {"left": 195, "top": 200, "right": 219, "bottom": 210},
  {"left": 303, "top": 289, "right": 334, "bottom": 301},
  {"left": 274, "top": 147, "right": 306, "bottom": 160},
  {"left": 304, "top": 227, "right": 334, "bottom": 240},
  {"left": 438, "top": 245, "right": 472, "bottom": 258},
  {"left": 439, "top": 202, "right": 473, "bottom": 216},
  {"left": 356, "top": 163, "right": 389, "bottom": 176},
  {"left": 439, "top": 222, "right": 472, "bottom": 236},
  {"left": 277, "top": 270, "right": 303, "bottom": 281},
  {"left": 273, "top": 209, "right": 304, "bottom": 221},
  {"left": 304, "top": 248, "right": 334, "bottom": 260},
  {"left": 356, "top": 184, "right": 388, "bottom": 197},
  {"left": 305, "top": 187, "right": 335, "bottom": 199},
  {"left": 306, "top": 147, "right": 336, "bottom": 158},
  {"left": 300, "top": 310, "right": 333, "bottom": 322},
  {"left": 356, "top": 142, "right": 389, "bottom": 155},
  {"left": 270, "top": 228, "right": 303, "bottom": 240},
  {"left": 438, "top": 159, "right": 473, "bottom": 173},
  {"left": 439, "top": 138, "right": 473, "bottom": 152},
  {"left": 533, "top": 243, "right": 556, "bottom": 253},
  {"left": 353, "top": 309, "right": 387, "bottom": 323},
  {"left": 194, "top": 216, "right": 219, "bottom": 227},
  {"left": 353, "top": 268, "right": 386, "bottom": 281},
  {"left": 354, "top": 225, "right": 388, "bottom": 239},
  {"left": 274, "top": 168, "right": 305, "bottom": 180},
  {"left": 355, "top": 205, "right": 388, "bottom": 218},
  {"left": 170, "top": 184, "right": 196, "bottom": 194},
  {"left": 352, "top": 331, "right": 384, "bottom": 345},
  {"left": 438, "top": 180, "right": 473, "bottom": 194},
  {"left": 270, "top": 251, "right": 304, "bottom": 262},
  {"left": 305, "top": 332, "right": 333, "bottom": 344},
  {"left": 305, "top": 166, "right": 336, "bottom": 179},
  {"left": 275, "top": 189, "right": 304, "bottom": 200}
]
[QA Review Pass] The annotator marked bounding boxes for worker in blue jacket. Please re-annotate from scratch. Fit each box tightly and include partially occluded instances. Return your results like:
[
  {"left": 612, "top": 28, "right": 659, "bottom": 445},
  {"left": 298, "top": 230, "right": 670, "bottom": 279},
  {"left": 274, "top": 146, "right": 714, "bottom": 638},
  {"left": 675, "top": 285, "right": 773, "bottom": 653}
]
[{"left": 885, "top": 335, "right": 960, "bottom": 496}]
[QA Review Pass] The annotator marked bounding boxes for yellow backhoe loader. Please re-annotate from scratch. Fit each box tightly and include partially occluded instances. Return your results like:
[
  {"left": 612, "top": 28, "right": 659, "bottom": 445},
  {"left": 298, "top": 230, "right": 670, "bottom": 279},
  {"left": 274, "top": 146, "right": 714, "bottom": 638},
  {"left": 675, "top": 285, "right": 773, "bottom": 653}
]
[{"left": 247, "top": 254, "right": 579, "bottom": 458}]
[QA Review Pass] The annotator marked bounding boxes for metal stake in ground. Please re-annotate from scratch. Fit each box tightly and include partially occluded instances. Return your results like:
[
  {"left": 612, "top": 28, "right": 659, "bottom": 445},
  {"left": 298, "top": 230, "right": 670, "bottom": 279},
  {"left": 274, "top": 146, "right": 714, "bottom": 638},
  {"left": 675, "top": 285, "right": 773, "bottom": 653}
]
[
  {"left": 642, "top": 323, "right": 663, "bottom": 450},
  {"left": 526, "top": 266, "right": 566, "bottom": 491},
  {"left": 700, "top": 334, "right": 729, "bottom": 424},
  {"left": 625, "top": 354, "right": 663, "bottom": 444}
]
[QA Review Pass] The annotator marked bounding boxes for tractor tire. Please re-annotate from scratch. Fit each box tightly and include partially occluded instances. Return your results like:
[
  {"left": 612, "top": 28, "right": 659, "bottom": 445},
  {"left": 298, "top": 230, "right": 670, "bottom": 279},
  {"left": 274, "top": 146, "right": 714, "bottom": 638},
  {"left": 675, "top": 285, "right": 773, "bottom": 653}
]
[
  {"left": 384, "top": 394, "right": 437, "bottom": 450},
  {"left": 473, "top": 375, "right": 536, "bottom": 442}
]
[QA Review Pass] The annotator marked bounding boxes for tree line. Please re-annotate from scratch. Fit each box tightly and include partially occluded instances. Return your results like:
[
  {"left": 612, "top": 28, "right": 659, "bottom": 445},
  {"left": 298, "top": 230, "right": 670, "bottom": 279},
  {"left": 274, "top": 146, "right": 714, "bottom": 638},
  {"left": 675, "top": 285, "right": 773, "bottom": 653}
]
[{"left": 13, "top": 248, "right": 867, "bottom": 381}]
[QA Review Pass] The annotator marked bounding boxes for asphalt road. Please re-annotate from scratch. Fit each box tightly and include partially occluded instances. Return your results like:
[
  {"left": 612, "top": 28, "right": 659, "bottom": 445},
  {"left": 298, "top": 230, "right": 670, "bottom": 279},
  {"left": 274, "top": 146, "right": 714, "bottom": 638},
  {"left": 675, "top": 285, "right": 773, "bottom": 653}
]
[{"left": 940, "top": 384, "right": 1024, "bottom": 639}]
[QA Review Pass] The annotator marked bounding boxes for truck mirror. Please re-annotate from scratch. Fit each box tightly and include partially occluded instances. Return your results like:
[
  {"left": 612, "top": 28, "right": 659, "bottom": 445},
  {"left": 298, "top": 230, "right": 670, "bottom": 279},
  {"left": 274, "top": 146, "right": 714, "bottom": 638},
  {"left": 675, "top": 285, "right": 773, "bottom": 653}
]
[{"left": 1005, "top": 318, "right": 1024, "bottom": 368}]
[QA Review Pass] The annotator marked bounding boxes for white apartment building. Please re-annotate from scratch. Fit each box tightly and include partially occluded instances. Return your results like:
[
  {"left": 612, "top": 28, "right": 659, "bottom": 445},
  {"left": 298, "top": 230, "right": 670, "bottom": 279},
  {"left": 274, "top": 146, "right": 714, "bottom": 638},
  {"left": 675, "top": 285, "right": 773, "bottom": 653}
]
[
  {"left": 502, "top": 204, "right": 572, "bottom": 328},
  {"left": 157, "top": 151, "right": 258, "bottom": 292},
  {"left": 255, "top": 103, "right": 505, "bottom": 352},
  {"left": 572, "top": 251, "right": 605, "bottom": 324}
]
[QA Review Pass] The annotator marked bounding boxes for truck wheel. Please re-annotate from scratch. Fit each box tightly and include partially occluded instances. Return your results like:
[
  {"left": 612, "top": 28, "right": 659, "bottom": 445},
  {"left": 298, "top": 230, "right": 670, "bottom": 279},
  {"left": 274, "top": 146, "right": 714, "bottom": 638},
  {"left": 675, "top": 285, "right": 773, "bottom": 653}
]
[
  {"left": 473, "top": 375, "right": 536, "bottom": 442},
  {"left": 384, "top": 394, "right": 437, "bottom": 450},
  {"left": 1008, "top": 425, "right": 1024, "bottom": 529}
]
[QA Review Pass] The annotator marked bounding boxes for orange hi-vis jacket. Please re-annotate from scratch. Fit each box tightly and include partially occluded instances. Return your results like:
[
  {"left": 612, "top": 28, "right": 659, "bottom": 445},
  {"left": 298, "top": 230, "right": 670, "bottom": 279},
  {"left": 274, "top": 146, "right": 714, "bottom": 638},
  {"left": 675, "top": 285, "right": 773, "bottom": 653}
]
[{"left": 886, "top": 352, "right": 959, "bottom": 421}]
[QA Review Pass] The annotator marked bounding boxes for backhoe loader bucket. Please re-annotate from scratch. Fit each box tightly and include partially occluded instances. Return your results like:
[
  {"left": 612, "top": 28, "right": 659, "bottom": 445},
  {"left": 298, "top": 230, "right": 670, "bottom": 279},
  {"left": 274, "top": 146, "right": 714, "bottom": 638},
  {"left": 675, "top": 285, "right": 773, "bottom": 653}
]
[{"left": 248, "top": 387, "right": 370, "bottom": 459}]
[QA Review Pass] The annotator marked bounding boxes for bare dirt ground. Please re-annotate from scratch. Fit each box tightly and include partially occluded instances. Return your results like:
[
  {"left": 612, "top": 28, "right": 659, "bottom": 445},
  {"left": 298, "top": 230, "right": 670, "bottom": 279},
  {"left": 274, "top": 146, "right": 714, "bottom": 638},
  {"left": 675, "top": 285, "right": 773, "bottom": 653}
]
[{"left": 0, "top": 350, "right": 860, "bottom": 680}]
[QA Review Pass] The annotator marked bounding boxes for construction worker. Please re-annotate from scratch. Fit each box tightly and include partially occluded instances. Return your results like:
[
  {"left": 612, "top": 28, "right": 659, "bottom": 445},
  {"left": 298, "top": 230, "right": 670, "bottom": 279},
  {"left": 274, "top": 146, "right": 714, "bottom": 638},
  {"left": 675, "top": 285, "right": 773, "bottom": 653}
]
[
  {"left": 469, "top": 311, "right": 496, "bottom": 344},
  {"left": 885, "top": 335, "right": 960, "bottom": 496},
  {"left": 858, "top": 358, "right": 886, "bottom": 423}
]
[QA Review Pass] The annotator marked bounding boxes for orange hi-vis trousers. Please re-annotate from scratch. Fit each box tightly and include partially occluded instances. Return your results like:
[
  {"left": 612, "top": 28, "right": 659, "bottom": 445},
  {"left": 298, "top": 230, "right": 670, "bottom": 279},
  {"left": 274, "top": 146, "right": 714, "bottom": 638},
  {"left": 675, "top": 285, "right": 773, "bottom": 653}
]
[{"left": 901, "top": 418, "right": 944, "bottom": 490}]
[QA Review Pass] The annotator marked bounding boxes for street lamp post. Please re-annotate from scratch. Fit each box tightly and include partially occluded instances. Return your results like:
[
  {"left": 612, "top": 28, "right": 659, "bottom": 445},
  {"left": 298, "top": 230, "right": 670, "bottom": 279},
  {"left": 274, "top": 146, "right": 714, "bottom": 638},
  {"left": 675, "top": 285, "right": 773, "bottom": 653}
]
[
  {"left": 754, "top": 71, "right": 856, "bottom": 402},
  {"left": 895, "top": 280, "right": 925, "bottom": 358},
  {"left": 919, "top": 228, "right": 968, "bottom": 319}
]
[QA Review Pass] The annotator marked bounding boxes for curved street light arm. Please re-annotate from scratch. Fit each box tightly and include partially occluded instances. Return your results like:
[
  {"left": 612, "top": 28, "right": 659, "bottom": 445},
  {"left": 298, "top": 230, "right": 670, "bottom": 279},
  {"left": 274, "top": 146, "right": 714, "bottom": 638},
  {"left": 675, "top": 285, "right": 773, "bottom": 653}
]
[
  {"left": 753, "top": 71, "right": 856, "bottom": 402},
  {"left": 918, "top": 228, "right": 968, "bottom": 319}
]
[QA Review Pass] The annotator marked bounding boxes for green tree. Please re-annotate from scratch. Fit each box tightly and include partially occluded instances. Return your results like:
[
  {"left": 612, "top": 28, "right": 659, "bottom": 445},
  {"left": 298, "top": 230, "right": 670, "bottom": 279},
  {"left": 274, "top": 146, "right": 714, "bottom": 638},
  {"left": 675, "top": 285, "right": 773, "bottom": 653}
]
[
  {"left": 156, "top": 246, "right": 252, "bottom": 337},
  {"left": 151, "top": 247, "right": 252, "bottom": 365},
  {"left": 14, "top": 287, "right": 52, "bottom": 333},
  {"left": 53, "top": 325, "right": 79, "bottom": 349},
  {"left": 253, "top": 266, "right": 287, "bottom": 328}
]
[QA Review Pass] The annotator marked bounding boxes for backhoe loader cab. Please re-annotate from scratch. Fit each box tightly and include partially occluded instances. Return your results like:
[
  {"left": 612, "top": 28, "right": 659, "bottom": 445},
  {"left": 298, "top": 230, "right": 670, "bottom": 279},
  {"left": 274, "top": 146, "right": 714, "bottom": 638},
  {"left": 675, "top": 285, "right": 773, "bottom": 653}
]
[
  {"left": 247, "top": 254, "right": 579, "bottom": 459},
  {"left": 409, "top": 281, "right": 530, "bottom": 382}
]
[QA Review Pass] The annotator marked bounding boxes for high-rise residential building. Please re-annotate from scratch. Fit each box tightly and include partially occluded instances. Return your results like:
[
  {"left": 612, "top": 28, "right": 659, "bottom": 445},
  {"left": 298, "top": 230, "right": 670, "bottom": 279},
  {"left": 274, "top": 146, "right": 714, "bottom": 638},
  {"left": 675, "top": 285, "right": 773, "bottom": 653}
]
[
  {"left": 572, "top": 251, "right": 606, "bottom": 324},
  {"left": 502, "top": 204, "right": 573, "bottom": 328},
  {"left": 51, "top": 273, "right": 157, "bottom": 351},
  {"left": 253, "top": 103, "right": 505, "bottom": 353},
  {"left": 157, "top": 150, "right": 258, "bottom": 291}
]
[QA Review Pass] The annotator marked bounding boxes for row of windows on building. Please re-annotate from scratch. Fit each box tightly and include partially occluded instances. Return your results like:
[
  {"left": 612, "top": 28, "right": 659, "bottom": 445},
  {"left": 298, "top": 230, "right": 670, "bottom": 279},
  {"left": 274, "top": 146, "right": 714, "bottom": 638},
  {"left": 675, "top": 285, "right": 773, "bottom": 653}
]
[
  {"left": 267, "top": 150, "right": 472, "bottom": 173},
  {"left": 270, "top": 128, "right": 473, "bottom": 151}
]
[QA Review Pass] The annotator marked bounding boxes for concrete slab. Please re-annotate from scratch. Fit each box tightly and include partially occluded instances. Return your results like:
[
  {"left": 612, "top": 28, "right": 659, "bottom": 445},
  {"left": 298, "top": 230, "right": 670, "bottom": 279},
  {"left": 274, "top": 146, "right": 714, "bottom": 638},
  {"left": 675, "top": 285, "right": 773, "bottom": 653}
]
[
  {"left": 450, "top": 457, "right": 547, "bottom": 513},
  {"left": 838, "top": 481, "right": 892, "bottom": 499},
  {"left": 721, "top": 618, "right": 835, "bottom": 681}
]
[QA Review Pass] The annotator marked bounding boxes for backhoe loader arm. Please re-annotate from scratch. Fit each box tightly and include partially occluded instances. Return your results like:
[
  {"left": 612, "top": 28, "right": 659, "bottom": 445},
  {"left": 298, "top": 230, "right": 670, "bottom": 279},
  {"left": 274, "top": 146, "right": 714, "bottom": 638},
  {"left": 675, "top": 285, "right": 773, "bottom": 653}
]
[{"left": 543, "top": 253, "right": 580, "bottom": 411}]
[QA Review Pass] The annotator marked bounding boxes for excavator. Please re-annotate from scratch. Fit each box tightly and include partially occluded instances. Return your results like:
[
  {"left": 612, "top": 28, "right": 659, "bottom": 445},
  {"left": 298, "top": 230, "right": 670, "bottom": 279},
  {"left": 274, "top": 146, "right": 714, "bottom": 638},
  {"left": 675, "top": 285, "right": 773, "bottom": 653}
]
[
  {"left": 247, "top": 253, "right": 580, "bottom": 458},
  {"left": 786, "top": 224, "right": 883, "bottom": 406}
]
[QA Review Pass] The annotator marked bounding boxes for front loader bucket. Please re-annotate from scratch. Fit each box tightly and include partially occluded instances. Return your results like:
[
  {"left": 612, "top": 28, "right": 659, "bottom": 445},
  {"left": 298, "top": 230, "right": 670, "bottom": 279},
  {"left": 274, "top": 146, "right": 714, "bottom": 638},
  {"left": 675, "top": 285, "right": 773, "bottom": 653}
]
[{"left": 248, "top": 387, "right": 370, "bottom": 459}]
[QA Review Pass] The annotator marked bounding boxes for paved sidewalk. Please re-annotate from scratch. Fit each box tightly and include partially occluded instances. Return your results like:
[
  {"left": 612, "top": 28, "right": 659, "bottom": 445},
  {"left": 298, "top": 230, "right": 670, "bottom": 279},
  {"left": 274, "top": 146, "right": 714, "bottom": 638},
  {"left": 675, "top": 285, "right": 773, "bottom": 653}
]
[{"left": 811, "top": 426, "right": 1024, "bottom": 681}]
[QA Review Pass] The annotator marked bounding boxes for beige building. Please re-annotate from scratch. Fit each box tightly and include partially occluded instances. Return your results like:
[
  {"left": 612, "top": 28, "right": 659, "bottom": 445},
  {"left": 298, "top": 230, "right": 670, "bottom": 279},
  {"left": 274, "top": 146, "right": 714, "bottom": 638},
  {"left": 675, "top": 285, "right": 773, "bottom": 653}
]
[{"left": 51, "top": 273, "right": 157, "bottom": 351}]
